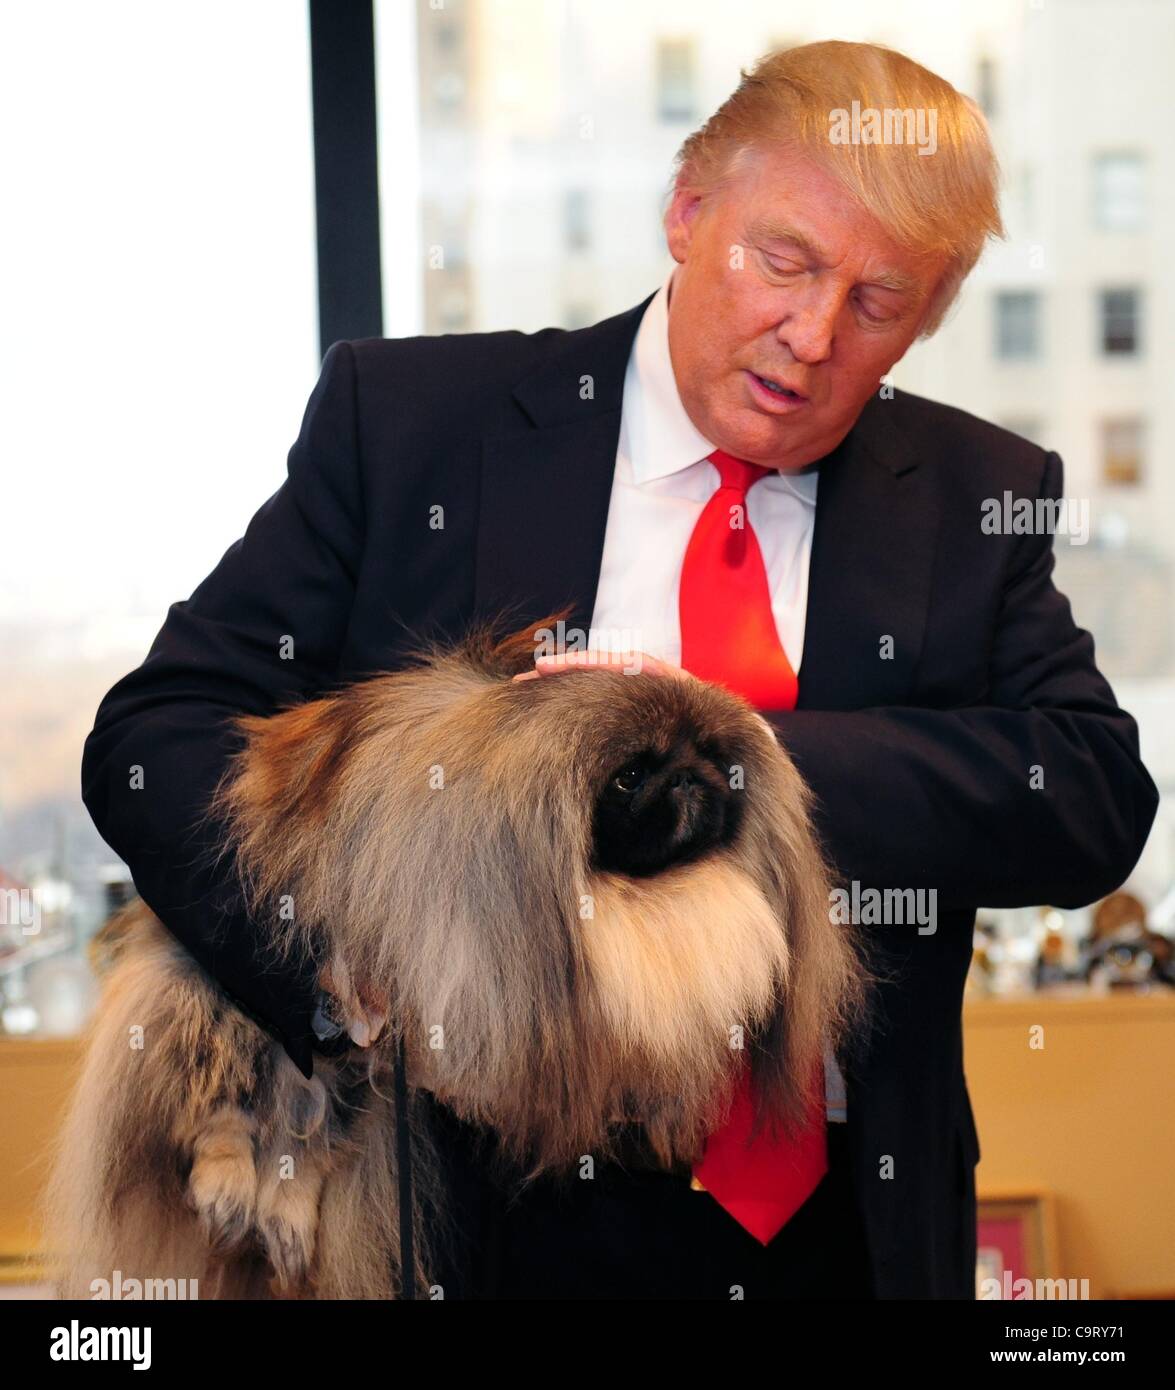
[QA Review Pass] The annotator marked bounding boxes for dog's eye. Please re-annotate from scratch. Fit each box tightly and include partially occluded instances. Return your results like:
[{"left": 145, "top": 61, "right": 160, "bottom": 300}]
[{"left": 613, "top": 761, "right": 646, "bottom": 793}]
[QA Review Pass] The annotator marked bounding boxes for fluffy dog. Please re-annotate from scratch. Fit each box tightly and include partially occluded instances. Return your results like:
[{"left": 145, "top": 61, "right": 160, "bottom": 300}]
[{"left": 45, "top": 613, "right": 869, "bottom": 1298}]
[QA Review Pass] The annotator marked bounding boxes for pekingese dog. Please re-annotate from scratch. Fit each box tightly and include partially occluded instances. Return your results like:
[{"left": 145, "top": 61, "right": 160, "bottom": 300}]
[{"left": 45, "top": 612, "right": 869, "bottom": 1299}]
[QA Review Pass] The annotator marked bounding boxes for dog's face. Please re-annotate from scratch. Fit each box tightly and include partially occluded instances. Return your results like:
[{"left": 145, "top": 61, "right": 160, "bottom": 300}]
[
  {"left": 592, "top": 730, "right": 745, "bottom": 878},
  {"left": 216, "top": 618, "right": 864, "bottom": 1171}
]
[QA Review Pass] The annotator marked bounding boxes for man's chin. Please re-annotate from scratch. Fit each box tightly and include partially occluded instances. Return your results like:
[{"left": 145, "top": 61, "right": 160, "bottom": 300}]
[{"left": 716, "top": 405, "right": 816, "bottom": 470}]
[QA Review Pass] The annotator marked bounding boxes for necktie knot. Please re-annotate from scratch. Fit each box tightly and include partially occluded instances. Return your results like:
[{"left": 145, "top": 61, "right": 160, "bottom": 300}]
[{"left": 707, "top": 448, "right": 775, "bottom": 496}]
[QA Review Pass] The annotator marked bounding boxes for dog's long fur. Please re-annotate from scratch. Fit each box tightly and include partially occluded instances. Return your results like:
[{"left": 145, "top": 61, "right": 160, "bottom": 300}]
[{"left": 44, "top": 613, "right": 870, "bottom": 1298}]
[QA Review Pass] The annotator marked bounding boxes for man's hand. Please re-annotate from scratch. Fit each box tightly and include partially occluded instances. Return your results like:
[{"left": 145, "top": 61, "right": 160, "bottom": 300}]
[
  {"left": 318, "top": 957, "right": 388, "bottom": 1049},
  {"left": 512, "top": 650, "right": 695, "bottom": 682},
  {"left": 511, "top": 649, "right": 778, "bottom": 739}
]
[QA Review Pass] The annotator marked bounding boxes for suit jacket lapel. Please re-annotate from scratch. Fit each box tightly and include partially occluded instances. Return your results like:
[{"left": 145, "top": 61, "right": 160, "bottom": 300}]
[
  {"left": 796, "top": 393, "right": 940, "bottom": 711},
  {"left": 474, "top": 293, "right": 654, "bottom": 637},
  {"left": 476, "top": 302, "right": 940, "bottom": 710}
]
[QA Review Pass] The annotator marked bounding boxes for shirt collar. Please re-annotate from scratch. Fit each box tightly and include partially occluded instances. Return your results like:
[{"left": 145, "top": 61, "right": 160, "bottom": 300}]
[{"left": 622, "top": 267, "right": 717, "bottom": 486}]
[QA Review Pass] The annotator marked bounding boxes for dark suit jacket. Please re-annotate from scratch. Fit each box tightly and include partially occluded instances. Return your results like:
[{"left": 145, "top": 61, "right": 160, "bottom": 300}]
[{"left": 81, "top": 291, "right": 1158, "bottom": 1299}]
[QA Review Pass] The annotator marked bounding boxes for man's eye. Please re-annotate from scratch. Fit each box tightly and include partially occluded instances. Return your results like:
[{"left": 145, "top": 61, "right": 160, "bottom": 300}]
[
  {"left": 853, "top": 292, "right": 898, "bottom": 326},
  {"left": 763, "top": 255, "right": 803, "bottom": 276}
]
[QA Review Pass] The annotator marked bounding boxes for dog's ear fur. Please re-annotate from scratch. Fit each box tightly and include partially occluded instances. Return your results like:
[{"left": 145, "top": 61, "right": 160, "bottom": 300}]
[
  {"left": 446, "top": 604, "right": 579, "bottom": 680},
  {"left": 207, "top": 694, "right": 355, "bottom": 945},
  {"left": 225, "top": 697, "right": 354, "bottom": 830},
  {"left": 207, "top": 606, "right": 577, "bottom": 925}
]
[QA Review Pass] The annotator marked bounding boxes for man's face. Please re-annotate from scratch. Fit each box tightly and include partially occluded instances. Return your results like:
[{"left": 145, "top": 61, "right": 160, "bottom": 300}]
[{"left": 664, "top": 142, "right": 948, "bottom": 471}]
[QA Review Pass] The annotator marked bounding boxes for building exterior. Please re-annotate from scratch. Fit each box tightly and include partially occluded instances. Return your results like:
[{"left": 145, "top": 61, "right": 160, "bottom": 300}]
[{"left": 409, "top": 0, "right": 1174, "bottom": 685}]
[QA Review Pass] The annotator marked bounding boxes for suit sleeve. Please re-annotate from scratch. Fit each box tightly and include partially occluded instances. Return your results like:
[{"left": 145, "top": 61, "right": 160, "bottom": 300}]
[
  {"left": 769, "top": 450, "right": 1159, "bottom": 913},
  {"left": 81, "top": 341, "right": 366, "bottom": 1076}
]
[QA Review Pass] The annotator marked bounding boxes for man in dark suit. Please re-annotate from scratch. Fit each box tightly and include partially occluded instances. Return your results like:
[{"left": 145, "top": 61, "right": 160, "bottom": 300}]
[{"left": 80, "top": 42, "right": 1157, "bottom": 1299}]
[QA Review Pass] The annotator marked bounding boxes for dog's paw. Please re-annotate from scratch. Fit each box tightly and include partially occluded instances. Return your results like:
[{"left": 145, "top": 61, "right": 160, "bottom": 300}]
[
  {"left": 255, "top": 1169, "right": 320, "bottom": 1291},
  {"left": 188, "top": 1151, "right": 257, "bottom": 1253}
]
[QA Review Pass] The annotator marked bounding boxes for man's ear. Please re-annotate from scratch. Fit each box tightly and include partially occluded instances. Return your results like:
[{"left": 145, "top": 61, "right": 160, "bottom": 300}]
[{"left": 664, "top": 182, "right": 705, "bottom": 263}]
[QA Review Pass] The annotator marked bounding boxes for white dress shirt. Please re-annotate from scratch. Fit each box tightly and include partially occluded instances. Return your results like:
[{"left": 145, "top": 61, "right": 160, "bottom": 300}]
[
  {"left": 588, "top": 267, "right": 818, "bottom": 670},
  {"left": 587, "top": 266, "right": 847, "bottom": 1124}
]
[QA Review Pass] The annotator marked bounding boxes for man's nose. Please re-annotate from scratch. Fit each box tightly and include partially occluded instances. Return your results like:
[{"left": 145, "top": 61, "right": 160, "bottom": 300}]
[{"left": 776, "top": 285, "right": 842, "bottom": 365}]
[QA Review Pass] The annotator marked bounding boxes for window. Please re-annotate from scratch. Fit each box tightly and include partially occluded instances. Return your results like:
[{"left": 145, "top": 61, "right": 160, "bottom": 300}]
[
  {"left": 438, "top": 287, "right": 470, "bottom": 332},
  {"left": 564, "top": 189, "right": 591, "bottom": 251},
  {"left": 433, "top": 71, "right": 465, "bottom": 108},
  {"left": 995, "top": 291, "right": 1041, "bottom": 359},
  {"left": 1, "top": 1, "right": 317, "bottom": 1040},
  {"left": 423, "top": 206, "right": 468, "bottom": 273},
  {"left": 998, "top": 417, "right": 1045, "bottom": 446},
  {"left": 1102, "top": 419, "right": 1145, "bottom": 486},
  {"left": 976, "top": 55, "right": 998, "bottom": 118},
  {"left": 1100, "top": 288, "right": 1141, "bottom": 355},
  {"left": 1093, "top": 153, "right": 1145, "bottom": 232},
  {"left": 1018, "top": 166, "right": 1036, "bottom": 236},
  {"left": 656, "top": 37, "right": 696, "bottom": 121},
  {"left": 563, "top": 302, "right": 597, "bottom": 330}
]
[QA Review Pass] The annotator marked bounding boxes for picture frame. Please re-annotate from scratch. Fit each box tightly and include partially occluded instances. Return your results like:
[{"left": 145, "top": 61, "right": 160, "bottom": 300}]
[{"left": 976, "top": 1188, "right": 1061, "bottom": 1299}]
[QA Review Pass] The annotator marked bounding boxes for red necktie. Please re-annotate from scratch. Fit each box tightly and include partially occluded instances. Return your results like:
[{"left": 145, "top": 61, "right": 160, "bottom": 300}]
[{"left": 679, "top": 447, "right": 827, "bottom": 1245}]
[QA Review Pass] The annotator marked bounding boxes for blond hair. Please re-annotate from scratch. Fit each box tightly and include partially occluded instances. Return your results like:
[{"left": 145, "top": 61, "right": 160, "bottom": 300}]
[{"left": 670, "top": 41, "right": 1004, "bottom": 336}]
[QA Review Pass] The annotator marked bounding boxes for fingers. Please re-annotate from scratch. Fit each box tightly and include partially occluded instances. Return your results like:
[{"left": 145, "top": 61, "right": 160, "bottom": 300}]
[
  {"left": 353, "top": 983, "right": 388, "bottom": 1049},
  {"left": 511, "top": 651, "right": 693, "bottom": 681},
  {"left": 319, "top": 957, "right": 388, "bottom": 1049}
]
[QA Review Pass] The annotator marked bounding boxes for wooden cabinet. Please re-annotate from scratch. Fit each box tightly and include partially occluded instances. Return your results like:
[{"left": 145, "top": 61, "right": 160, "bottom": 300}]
[
  {"left": 965, "top": 990, "right": 1175, "bottom": 1298},
  {"left": 3, "top": 992, "right": 1172, "bottom": 1296}
]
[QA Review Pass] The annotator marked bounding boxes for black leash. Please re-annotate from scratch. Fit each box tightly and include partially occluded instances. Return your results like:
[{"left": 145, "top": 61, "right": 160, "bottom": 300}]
[{"left": 393, "top": 1031, "right": 417, "bottom": 1300}]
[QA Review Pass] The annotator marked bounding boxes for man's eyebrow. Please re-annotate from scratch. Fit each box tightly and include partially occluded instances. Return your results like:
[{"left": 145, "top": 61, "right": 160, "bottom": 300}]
[
  {"left": 746, "top": 215, "right": 920, "bottom": 295},
  {"left": 864, "top": 269, "right": 920, "bottom": 295},
  {"left": 745, "top": 216, "right": 822, "bottom": 259}
]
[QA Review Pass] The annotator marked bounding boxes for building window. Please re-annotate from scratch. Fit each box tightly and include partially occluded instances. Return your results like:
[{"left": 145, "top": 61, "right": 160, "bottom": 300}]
[
  {"left": 655, "top": 191, "right": 670, "bottom": 244},
  {"left": 998, "top": 417, "right": 1044, "bottom": 446},
  {"left": 1093, "top": 153, "right": 1145, "bottom": 232},
  {"left": 1018, "top": 166, "right": 1036, "bottom": 236},
  {"left": 995, "top": 291, "right": 1040, "bottom": 359},
  {"left": 564, "top": 189, "right": 590, "bottom": 251},
  {"left": 433, "top": 70, "right": 464, "bottom": 109},
  {"left": 438, "top": 289, "right": 469, "bottom": 332},
  {"left": 563, "top": 302, "right": 596, "bottom": 330},
  {"left": 976, "top": 55, "right": 997, "bottom": 118},
  {"left": 1100, "top": 288, "right": 1141, "bottom": 355},
  {"left": 656, "top": 38, "right": 696, "bottom": 121},
  {"left": 1101, "top": 419, "right": 1144, "bottom": 485}
]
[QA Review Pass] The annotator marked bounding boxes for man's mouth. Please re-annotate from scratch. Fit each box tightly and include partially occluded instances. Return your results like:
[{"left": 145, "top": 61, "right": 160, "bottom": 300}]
[
  {"left": 745, "top": 370, "right": 810, "bottom": 411},
  {"left": 754, "top": 373, "right": 805, "bottom": 399}
]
